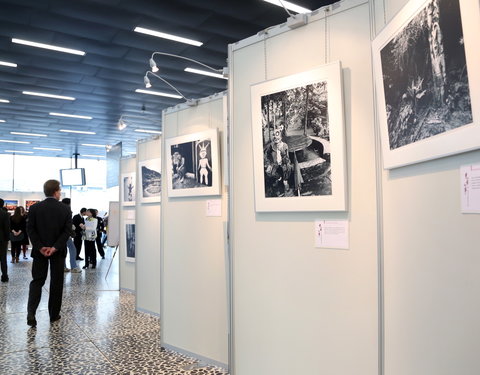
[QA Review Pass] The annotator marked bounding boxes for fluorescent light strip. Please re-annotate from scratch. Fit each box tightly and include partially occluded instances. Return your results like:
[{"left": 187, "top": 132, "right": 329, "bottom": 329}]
[
  {"left": 263, "top": 0, "right": 311, "bottom": 13},
  {"left": 10, "top": 132, "right": 47, "bottom": 137},
  {"left": 0, "top": 60, "right": 17, "bottom": 68},
  {"left": 23, "top": 91, "right": 75, "bottom": 101},
  {"left": 34, "top": 147, "right": 63, "bottom": 151},
  {"left": 0, "top": 139, "right": 30, "bottom": 144},
  {"left": 59, "top": 129, "right": 96, "bottom": 135},
  {"left": 12, "top": 38, "right": 86, "bottom": 56},
  {"left": 4, "top": 150, "right": 33, "bottom": 154},
  {"left": 0, "top": 99, "right": 10, "bottom": 103},
  {"left": 81, "top": 143, "right": 105, "bottom": 148},
  {"left": 134, "top": 27, "right": 203, "bottom": 47},
  {"left": 50, "top": 112, "right": 92, "bottom": 120},
  {"left": 82, "top": 154, "right": 105, "bottom": 158},
  {"left": 184, "top": 67, "right": 227, "bottom": 79},
  {"left": 134, "top": 129, "right": 162, "bottom": 134},
  {"left": 0, "top": 120, "right": 5, "bottom": 123},
  {"left": 135, "top": 88, "right": 182, "bottom": 99}
]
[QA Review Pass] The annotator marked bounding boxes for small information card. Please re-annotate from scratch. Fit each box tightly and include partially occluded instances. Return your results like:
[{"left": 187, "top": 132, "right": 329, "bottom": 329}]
[
  {"left": 206, "top": 199, "right": 222, "bottom": 217},
  {"left": 314, "top": 220, "right": 349, "bottom": 249}
]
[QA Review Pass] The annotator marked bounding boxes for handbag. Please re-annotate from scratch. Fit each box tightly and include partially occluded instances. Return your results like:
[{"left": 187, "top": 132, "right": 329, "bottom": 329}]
[{"left": 10, "top": 232, "right": 24, "bottom": 242}]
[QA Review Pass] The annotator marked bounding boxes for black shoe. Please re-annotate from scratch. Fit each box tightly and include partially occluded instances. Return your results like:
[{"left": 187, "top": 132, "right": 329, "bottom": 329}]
[
  {"left": 101, "top": 257, "right": 105, "bottom": 259},
  {"left": 82, "top": 265, "right": 88, "bottom": 269},
  {"left": 27, "top": 316, "right": 37, "bottom": 327},
  {"left": 1, "top": 276, "right": 8, "bottom": 282},
  {"left": 76, "top": 257, "right": 84, "bottom": 261},
  {"left": 50, "top": 315, "right": 61, "bottom": 323},
  {"left": 91, "top": 265, "right": 96, "bottom": 269}
]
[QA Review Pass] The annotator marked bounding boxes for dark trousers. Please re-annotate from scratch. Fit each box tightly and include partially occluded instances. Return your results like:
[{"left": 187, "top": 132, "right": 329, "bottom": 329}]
[
  {"left": 27, "top": 253, "right": 64, "bottom": 319},
  {"left": 84, "top": 240, "right": 96, "bottom": 267},
  {"left": 73, "top": 235, "right": 83, "bottom": 259},
  {"left": 95, "top": 232, "right": 105, "bottom": 258},
  {"left": 11, "top": 241, "right": 22, "bottom": 259},
  {"left": 0, "top": 241, "right": 7, "bottom": 278}
]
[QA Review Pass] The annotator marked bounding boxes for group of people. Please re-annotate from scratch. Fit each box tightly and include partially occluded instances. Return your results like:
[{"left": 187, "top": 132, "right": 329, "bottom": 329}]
[{"left": 0, "top": 180, "right": 110, "bottom": 327}]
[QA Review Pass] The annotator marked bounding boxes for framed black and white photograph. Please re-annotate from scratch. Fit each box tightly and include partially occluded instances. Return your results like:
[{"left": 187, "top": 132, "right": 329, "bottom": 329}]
[
  {"left": 124, "top": 220, "right": 136, "bottom": 262},
  {"left": 165, "top": 128, "right": 221, "bottom": 197},
  {"left": 121, "top": 172, "right": 136, "bottom": 206},
  {"left": 139, "top": 158, "right": 161, "bottom": 203},
  {"left": 251, "top": 61, "right": 347, "bottom": 212},
  {"left": 373, "top": 0, "right": 480, "bottom": 169}
]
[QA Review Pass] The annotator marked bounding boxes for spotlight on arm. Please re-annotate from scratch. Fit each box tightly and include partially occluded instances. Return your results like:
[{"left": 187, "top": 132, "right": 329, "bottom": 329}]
[
  {"left": 149, "top": 57, "right": 159, "bottom": 73},
  {"left": 144, "top": 75, "right": 152, "bottom": 88}
]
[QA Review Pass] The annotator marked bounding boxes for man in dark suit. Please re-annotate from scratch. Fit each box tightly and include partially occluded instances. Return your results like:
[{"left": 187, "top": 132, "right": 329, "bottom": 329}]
[
  {"left": 0, "top": 199, "right": 10, "bottom": 282},
  {"left": 72, "top": 207, "right": 86, "bottom": 260},
  {"left": 26, "top": 180, "right": 72, "bottom": 327}
]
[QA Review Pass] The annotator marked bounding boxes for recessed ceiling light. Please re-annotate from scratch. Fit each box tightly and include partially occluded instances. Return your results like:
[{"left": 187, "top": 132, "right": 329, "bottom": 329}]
[
  {"left": 263, "top": 0, "right": 311, "bottom": 13},
  {"left": 4, "top": 150, "right": 34, "bottom": 154},
  {"left": 184, "top": 67, "right": 227, "bottom": 80},
  {"left": 0, "top": 139, "right": 30, "bottom": 144},
  {"left": 33, "top": 147, "right": 63, "bottom": 151},
  {"left": 134, "top": 27, "right": 203, "bottom": 47},
  {"left": 22, "top": 91, "right": 76, "bottom": 101},
  {"left": 59, "top": 129, "right": 96, "bottom": 135},
  {"left": 82, "top": 154, "right": 105, "bottom": 158},
  {"left": 81, "top": 143, "right": 105, "bottom": 148},
  {"left": 134, "top": 129, "right": 162, "bottom": 134},
  {"left": 135, "top": 89, "right": 182, "bottom": 99},
  {"left": 0, "top": 99, "right": 10, "bottom": 103},
  {"left": 12, "top": 38, "right": 86, "bottom": 56},
  {"left": 50, "top": 112, "right": 92, "bottom": 120},
  {"left": 0, "top": 60, "right": 17, "bottom": 68},
  {"left": 10, "top": 132, "right": 47, "bottom": 137}
]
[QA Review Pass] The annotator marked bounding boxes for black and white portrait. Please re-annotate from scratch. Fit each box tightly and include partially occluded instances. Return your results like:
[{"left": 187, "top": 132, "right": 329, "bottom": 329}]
[
  {"left": 125, "top": 222, "right": 135, "bottom": 262},
  {"left": 261, "top": 81, "right": 331, "bottom": 199},
  {"left": 380, "top": 0, "right": 472, "bottom": 150},
  {"left": 139, "top": 158, "right": 161, "bottom": 203},
  {"left": 121, "top": 173, "right": 135, "bottom": 206}
]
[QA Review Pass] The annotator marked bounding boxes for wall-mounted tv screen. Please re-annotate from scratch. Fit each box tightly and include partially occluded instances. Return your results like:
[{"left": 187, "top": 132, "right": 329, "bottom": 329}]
[{"left": 60, "top": 168, "right": 86, "bottom": 186}]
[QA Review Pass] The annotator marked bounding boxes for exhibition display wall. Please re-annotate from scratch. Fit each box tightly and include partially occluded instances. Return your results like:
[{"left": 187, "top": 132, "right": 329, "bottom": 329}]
[
  {"left": 161, "top": 94, "right": 228, "bottom": 367},
  {"left": 374, "top": 0, "right": 480, "bottom": 374},
  {"left": 135, "top": 137, "right": 162, "bottom": 316},
  {"left": 229, "top": 1, "right": 379, "bottom": 374},
  {"left": 119, "top": 156, "right": 136, "bottom": 292}
]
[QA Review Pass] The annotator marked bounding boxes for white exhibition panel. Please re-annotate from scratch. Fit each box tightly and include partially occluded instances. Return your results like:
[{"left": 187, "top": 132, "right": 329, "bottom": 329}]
[
  {"left": 377, "top": 0, "right": 480, "bottom": 374},
  {"left": 161, "top": 96, "right": 228, "bottom": 367},
  {"left": 229, "top": 1, "right": 378, "bottom": 374},
  {"left": 119, "top": 156, "right": 136, "bottom": 292},
  {"left": 135, "top": 137, "right": 161, "bottom": 316}
]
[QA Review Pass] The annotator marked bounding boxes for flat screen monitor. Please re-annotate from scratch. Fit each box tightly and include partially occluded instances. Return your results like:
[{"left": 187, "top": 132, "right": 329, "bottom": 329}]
[{"left": 60, "top": 168, "right": 86, "bottom": 186}]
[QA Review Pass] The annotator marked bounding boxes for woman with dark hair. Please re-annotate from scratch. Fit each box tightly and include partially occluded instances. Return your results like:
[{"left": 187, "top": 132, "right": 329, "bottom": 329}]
[
  {"left": 82, "top": 209, "right": 98, "bottom": 269},
  {"left": 10, "top": 206, "right": 26, "bottom": 263},
  {"left": 19, "top": 206, "right": 30, "bottom": 259},
  {"left": 93, "top": 210, "right": 105, "bottom": 259}
]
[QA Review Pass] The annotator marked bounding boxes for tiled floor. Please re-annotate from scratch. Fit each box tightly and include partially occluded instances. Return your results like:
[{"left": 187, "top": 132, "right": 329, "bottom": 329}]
[{"left": 0, "top": 248, "right": 227, "bottom": 375}]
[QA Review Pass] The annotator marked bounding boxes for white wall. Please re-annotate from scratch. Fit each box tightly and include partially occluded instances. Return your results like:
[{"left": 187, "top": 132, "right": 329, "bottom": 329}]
[
  {"left": 135, "top": 137, "right": 161, "bottom": 316},
  {"left": 229, "top": 1, "right": 378, "bottom": 374},
  {"left": 161, "top": 94, "right": 228, "bottom": 367},
  {"left": 374, "top": 0, "right": 480, "bottom": 374},
  {"left": 119, "top": 156, "right": 136, "bottom": 292}
]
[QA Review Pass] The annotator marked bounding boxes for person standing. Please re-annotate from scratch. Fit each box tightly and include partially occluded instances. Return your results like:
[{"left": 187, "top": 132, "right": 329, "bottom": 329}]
[
  {"left": 61, "top": 198, "right": 81, "bottom": 273},
  {"left": 10, "top": 207, "right": 26, "bottom": 263},
  {"left": 72, "top": 207, "right": 86, "bottom": 260},
  {"left": 26, "top": 180, "right": 72, "bottom": 327},
  {"left": 93, "top": 209, "right": 105, "bottom": 259},
  {"left": 82, "top": 209, "right": 98, "bottom": 269},
  {"left": 0, "top": 199, "right": 10, "bottom": 282},
  {"left": 20, "top": 206, "right": 30, "bottom": 259}
]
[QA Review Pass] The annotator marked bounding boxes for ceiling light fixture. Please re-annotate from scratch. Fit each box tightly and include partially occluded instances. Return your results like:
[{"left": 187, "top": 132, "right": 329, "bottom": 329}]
[
  {"left": 263, "top": 0, "right": 311, "bottom": 14},
  {"left": 22, "top": 91, "right": 76, "bottom": 101},
  {"left": 4, "top": 150, "right": 34, "bottom": 154},
  {"left": 143, "top": 75, "right": 152, "bottom": 88},
  {"left": 81, "top": 143, "right": 105, "bottom": 148},
  {"left": 0, "top": 120, "right": 6, "bottom": 123},
  {"left": 117, "top": 114, "right": 161, "bottom": 131},
  {"left": 82, "top": 154, "right": 105, "bottom": 158},
  {"left": 59, "top": 129, "right": 96, "bottom": 135},
  {"left": 0, "top": 99, "right": 10, "bottom": 103},
  {"left": 50, "top": 112, "right": 92, "bottom": 120},
  {"left": 149, "top": 51, "right": 228, "bottom": 78},
  {"left": 0, "top": 139, "right": 30, "bottom": 144},
  {"left": 117, "top": 118, "right": 127, "bottom": 130},
  {"left": 135, "top": 88, "right": 182, "bottom": 99},
  {"left": 0, "top": 60, "right": 17, "bottom": 68},
  {"left": 184, "top": 67, "right": 227, "bottom": 79},
  {"left": 10, "top": 132, "right": 47, "bottom": 137},
  {"left": 134, "top": 129, "right": 162, "bottom": 134},
  {"left": 34, "top": 147, "right": 63, "bottom": 151},
  {"left": 12, "top": 38, "right": 86, "bottom": 56},
  {"left": 134, "top": 27, "right": 203, "bottom": 47},
  {"left": 142, "top": 71, "right": 197, "bottom": 106}
]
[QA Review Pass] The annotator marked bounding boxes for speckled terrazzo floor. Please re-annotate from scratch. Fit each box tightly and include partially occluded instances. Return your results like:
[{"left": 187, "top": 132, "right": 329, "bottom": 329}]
[{"left": 0, "top": 247, "right": 228, "bottom": 375}]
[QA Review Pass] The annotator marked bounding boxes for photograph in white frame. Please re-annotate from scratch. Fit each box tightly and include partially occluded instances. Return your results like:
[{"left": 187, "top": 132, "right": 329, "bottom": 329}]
[
  {"left": 139, "top": 158, "right": 161, "bottom": 203},
  {"left": 251, "top": 61, "right": 347, "bottom": 212},
  {"left": 24, "top": 199, "right": 40, "bottom": 212},
  {"left": 124, "top": 220, "right": 136, "bottom": 262},
  {"left": 121, "top": 172, "right": 136, "bottom": 206},
  {"left": 165, "top": 128, "right": 221, "bottom": 197},
  {"left": 372, "top": 0, "right": 480, "bottom": 169}
]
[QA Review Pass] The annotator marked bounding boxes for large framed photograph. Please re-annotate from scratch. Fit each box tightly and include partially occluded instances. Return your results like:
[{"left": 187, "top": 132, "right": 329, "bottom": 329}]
[
  {"left": 139, "top": 158, "right": 161, "bottom": 204},
  {"left": 372, "top": 0, "right": 480, "bottom": 169},
  {"left": 251, "top": 61, "right": 347, "bottom": 212},
  {"left": 4, "top": 199, "right": 18, "bottom": 213},
  {"left": 24, "top": 199, "right": 40, "bottom": 212},
  {"left": 121, "top": 172, "right": 136, "bottom": 206},
  {"left": 124, "top": 220, "right": 136, "bottom": 262},
  {"left": 165, "top": 128, "right": 221, "bottom": 197}
]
